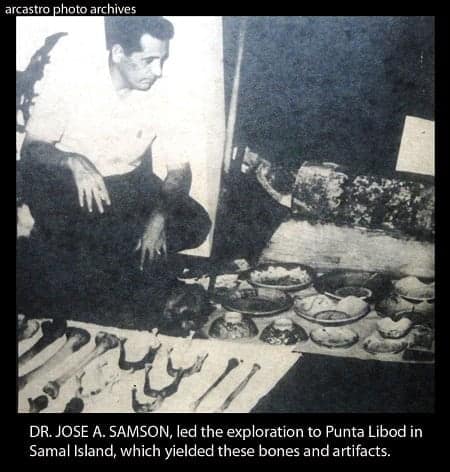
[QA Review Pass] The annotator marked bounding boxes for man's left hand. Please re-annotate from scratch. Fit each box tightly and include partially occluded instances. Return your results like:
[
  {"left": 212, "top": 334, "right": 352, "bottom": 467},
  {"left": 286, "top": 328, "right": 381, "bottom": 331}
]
[{"left": 135, "top": 211, "right": 167, "bottom": 271}]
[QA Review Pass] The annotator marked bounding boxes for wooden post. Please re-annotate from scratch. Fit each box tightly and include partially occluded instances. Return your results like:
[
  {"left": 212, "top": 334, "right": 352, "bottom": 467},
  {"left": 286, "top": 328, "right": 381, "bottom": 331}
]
[{"left": 223, "top": 17, "right": 248, "bottom": 174}]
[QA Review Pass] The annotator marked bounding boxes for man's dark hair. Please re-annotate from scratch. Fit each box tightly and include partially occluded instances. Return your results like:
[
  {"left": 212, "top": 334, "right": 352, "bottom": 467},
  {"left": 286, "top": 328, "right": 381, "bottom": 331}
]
[{"left": 105, "top": 17, "right": 174, "bottom": 54}]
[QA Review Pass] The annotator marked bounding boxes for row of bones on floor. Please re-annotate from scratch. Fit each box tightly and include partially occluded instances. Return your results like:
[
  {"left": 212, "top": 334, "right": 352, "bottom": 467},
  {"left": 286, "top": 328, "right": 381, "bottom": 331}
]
[{"left": 18, "top": 316, "right": 261, "bottom": 413}]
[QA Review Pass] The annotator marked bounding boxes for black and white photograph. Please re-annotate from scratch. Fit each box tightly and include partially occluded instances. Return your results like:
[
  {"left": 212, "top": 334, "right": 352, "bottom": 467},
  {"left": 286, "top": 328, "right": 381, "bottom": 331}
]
[{"left": 16, "top": 16, "right": 435, "bottom": 414}]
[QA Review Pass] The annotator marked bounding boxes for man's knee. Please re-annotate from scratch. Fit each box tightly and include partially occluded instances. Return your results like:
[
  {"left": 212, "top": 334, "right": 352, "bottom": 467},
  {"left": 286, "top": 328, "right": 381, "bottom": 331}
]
[
  {"left": 191, "top": 207, "right": 212, "bottom": 248},
  {"left": 174, "top": 202, "right": 212, "bottom": 251}
]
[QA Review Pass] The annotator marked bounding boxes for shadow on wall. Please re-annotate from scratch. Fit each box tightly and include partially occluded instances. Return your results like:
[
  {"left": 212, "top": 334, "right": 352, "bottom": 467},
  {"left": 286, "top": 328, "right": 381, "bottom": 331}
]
[
  {"left": 227, "top": 16, "right": 434, "bottom": 176},
  {"left": 16, "top": 32, "right": 67, "bottom": 136},
  {"left": 16, "top": 33, "right": 67, "bottom": 236}
]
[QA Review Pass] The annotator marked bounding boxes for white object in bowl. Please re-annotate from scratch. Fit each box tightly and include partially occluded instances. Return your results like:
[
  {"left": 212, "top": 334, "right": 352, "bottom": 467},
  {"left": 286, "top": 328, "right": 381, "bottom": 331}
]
[
  {"left": 224, "top": 312, "right": 243, "bottom": 324},
  {"left": 335, "top": 296, "right": 370, "bottom": 318},
  {"left": 273, "top": 318, "right": 294, "bottom": 331},
  {"left": 377, "top": 318, "right": 412, "bottom": 339}
]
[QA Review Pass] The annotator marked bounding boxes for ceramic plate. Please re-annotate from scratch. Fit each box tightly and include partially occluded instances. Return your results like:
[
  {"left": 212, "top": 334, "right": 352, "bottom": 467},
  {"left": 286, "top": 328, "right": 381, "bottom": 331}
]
[
  {"left": 221, "top": 287, "right": 293, "bottom": 316},
  {"left": 247, "top": 262, "right": 316, "bottom": 291}
]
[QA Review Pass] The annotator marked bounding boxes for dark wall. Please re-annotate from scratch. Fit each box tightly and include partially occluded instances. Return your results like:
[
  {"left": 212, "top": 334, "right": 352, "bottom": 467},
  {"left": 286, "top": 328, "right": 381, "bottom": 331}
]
[{"left": 224, "top": 16, "right": 434, "bottom": 177}]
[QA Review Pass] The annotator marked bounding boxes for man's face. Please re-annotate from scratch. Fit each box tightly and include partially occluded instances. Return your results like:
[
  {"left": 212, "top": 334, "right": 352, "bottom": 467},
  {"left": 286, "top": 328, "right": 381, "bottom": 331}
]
[{"left": 116, "top": 34, "right": 169, "bottom": 91}]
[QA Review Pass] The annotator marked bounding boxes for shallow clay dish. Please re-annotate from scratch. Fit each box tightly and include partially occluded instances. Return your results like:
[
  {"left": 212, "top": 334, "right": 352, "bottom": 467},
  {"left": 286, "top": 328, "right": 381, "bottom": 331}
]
[
  {"left": 221, "top": 287, "right": 293, "bottom": 316},
  {"left": 310, "top": 326, "right": 359, "bottom": 349},
  {"left": 393, "top": 276, "right": 435, "bottom": 302},
  {"left": 294, "top": 297, "right": 369, "bottom": 327},
  {"left": 362, "top": 331, "right": 408, "bottom": 355},
  {"left": 316, "top": 270, "right": 392, "bottom": 302},
  {"left": 247, "top": 262, "right": 316, "bottom": 291}
]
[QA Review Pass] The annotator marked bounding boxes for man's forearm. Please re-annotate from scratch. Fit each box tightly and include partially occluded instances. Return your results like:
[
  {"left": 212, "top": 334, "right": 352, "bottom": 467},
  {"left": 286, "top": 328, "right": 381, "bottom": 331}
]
[
  {"left": 156, "top": 164, "right": 192, "bottom": 215},
  {"left": 21, "top": 140, "right": 71, "bottom": 169}
]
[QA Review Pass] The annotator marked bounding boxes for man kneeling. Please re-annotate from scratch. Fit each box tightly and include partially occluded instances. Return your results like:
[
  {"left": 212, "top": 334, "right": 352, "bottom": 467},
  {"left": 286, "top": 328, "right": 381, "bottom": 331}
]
[{"left": 18, "top": 17, "right": 211, "bottom": 323}]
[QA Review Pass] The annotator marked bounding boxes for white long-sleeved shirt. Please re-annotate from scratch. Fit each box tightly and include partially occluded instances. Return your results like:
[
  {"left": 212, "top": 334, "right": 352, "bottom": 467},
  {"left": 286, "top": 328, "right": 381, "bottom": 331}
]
[{"left": 26, "top": 35, "right": 183, "bottom": 177}]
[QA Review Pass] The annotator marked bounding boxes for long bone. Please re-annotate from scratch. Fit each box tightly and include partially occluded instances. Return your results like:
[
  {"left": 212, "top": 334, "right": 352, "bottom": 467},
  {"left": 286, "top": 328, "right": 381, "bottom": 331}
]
[
  {"left": 172, "top": 352, "right": 209, "bottom": 378},
  {"left": 143, "top": 363, "right": 183, "bottom": 399},
  {"left": 18, "top": 316, "right": 40, "bottom": 342},
  {"left": 43, "top": 331, "right": 120, "bottom": 399},
  {"left": 165, "top": 330, "right": 197, "bottom": 377},
  {"left": 19, "top": 319, "right": 67, "bottom": 368},
  {"left": 64, "top": 372, "right": 85, "bottom": 413},
  {"left": 19, "top": 327, "right": 90, "bottom": 391},
  {"left": 64, "top": 367, "right": 121, "bottom": 412},
  {"left": 190, "top": 357, "right": 241, "bottom": 412},
  {"left": 166, "top": 349, "right": 182, "bottom": 378},
  {"left": 143, "top": 353, "right": 208, "bottom": 399},
  {"left": 165, "top": 331, "right": 196, "bottom": 371},
  {"left": 131, "top": 386, "right": 163, "bottom": 413},
  {"left": 215, "top": 363, "right": 261, "bottom": 412},
  {"left": 27, "top": 395, "right": 49, "bottom": 413},
  {"left": 118, "top": 329, "right": 161, "bottom": 371},
  {"left": 80, "top": 362, "right": 121, "bottom": 397}
]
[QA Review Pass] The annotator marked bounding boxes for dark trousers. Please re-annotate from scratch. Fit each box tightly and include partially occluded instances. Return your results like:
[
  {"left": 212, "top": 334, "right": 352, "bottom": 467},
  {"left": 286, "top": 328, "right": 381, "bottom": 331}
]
[{"left": 17, "top": 161, "right": 211, "bottom": 323}]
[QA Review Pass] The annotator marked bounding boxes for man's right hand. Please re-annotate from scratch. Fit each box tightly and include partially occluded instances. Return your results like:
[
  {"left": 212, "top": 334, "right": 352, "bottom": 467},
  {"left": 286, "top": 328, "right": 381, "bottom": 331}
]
[{"left": 64, "top": 154, "right": 111, "bottom": 214}]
